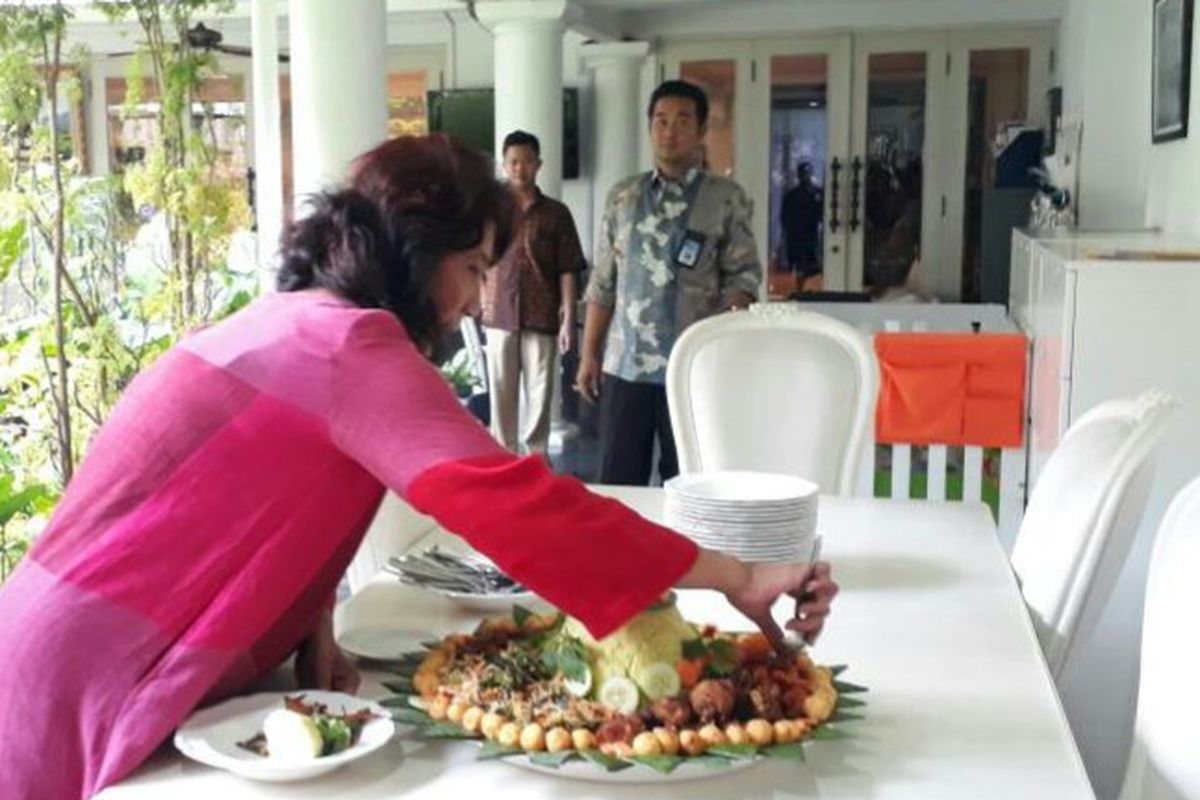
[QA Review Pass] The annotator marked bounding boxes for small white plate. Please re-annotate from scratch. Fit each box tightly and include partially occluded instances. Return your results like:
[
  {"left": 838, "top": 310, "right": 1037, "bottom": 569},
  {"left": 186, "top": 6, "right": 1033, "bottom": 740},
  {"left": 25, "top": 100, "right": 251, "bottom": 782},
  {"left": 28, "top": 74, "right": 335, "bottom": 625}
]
[
  {"left": 337, "top": 629, "right": 433, "bottom": 662},
  {"left": 173, "top": 691, "right": 394, "bottom": 783},
  {"left": 666, "top": 471, "right": 819, "bottom": 504}
]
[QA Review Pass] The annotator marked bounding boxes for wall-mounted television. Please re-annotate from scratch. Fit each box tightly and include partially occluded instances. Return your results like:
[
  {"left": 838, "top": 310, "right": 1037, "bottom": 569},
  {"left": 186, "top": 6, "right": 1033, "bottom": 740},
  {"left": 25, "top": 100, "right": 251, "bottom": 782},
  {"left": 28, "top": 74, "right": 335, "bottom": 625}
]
[{"left": 427, "top": 87, "right": 580, "bottom": 180}]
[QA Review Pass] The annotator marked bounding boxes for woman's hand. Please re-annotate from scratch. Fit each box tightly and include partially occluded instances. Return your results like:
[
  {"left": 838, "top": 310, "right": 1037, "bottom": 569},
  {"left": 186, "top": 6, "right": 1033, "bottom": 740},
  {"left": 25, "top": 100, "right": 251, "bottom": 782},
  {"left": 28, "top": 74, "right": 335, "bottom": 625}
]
[
  {"left": 295, "top": 610, "right": 361, "bottom": 694},
  {"left": 677, "top": 550, "right": 839, "bottom": 652},
  {"left": 724, "top": 561, "right": 838, "bottom": 650}
]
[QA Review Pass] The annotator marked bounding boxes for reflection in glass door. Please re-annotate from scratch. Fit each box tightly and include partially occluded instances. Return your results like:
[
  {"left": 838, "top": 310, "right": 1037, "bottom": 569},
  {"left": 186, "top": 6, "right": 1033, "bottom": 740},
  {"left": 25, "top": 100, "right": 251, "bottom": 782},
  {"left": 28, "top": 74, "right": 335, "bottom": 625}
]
[
  {"left": 768, "top": 55, "right": 829, "bottom": 298},
  {"left": 678, "top": 60, "right": 738, "bottom": 178},
  {"left": 961, "top": 49, "right": 1030, "bottom": 302},
  {"left": 862, "top": 52, "right": 927, "bottom": 292}
]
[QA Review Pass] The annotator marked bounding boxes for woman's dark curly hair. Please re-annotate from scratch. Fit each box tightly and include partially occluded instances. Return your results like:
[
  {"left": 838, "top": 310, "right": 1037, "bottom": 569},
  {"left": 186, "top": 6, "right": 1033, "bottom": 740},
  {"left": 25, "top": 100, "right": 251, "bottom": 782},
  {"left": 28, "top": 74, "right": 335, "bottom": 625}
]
[{"left": 277, "top": 134, "right": 513, "bottom": 353}]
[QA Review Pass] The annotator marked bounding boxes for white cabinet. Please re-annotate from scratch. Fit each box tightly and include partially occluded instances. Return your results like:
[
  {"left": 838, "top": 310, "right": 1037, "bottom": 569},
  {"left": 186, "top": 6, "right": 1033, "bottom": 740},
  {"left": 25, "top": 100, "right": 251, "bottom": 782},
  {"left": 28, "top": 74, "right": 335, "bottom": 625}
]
[{"left": 1010, "top": 228, "right": 1200, "bottom": 798}]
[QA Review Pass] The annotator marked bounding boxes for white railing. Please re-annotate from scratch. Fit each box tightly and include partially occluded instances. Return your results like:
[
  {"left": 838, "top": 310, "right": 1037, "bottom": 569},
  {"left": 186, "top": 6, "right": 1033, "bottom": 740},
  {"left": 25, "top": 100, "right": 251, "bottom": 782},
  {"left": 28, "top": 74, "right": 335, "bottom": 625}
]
[{"left": 799, "top": 302, "right": 1027, "bottom": 550}]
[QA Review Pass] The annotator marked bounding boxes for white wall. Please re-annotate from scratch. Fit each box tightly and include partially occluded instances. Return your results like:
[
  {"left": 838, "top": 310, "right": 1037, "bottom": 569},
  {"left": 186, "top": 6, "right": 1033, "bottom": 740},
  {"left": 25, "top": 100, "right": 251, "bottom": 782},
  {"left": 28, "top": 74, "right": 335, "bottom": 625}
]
[
  {"left": 1058, "top": 0, "right": 1150, "bottom": 230},
  {"left": 1144, "top": 18, "right": 1200, "bottom": 238}
]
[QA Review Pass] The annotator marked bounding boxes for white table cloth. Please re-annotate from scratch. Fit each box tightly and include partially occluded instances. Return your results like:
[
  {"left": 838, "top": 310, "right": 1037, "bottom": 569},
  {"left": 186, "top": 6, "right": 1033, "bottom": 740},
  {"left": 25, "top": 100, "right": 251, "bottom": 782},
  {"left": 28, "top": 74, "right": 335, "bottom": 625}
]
[{"left": 99, "top": 489, "right": 1094, "bottom": 799}]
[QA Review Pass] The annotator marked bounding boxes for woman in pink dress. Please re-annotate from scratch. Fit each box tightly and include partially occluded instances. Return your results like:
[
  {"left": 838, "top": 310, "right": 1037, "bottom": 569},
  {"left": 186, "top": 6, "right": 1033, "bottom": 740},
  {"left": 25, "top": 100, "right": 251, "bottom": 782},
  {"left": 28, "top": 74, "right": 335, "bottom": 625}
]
[{"left": 0, "top": 134, "right": 837, "bottom": 799}]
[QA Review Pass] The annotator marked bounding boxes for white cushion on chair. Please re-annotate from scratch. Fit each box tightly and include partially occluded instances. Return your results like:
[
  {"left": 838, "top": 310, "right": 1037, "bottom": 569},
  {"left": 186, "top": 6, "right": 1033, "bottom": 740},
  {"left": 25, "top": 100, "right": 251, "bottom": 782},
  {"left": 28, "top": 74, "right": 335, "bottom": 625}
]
[
  {"left": 1120, "top": 474, "right": 1200, "bottom": 800},
  {"left": 666, "top": 304, "right": 878, "bottom": 496},
  {"left": 1011, "top": 390, "right": 1178, "bottom": 677}
]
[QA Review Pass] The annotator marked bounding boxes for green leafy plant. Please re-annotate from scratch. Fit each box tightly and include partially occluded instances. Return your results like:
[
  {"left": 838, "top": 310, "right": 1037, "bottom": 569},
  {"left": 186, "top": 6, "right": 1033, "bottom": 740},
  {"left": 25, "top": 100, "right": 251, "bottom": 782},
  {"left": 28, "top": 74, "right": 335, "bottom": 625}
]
[
  {"left": 0, "top": 469, "right": 55, "bottom": 581},
  {"left": 440, "top": 345, "right": 481, "bottom": 399},
  {"left": 0, "top": 1, "right": 257, "bottom": 583},
  {"left": 96, "top": 0, "right": 250, "bottom": 331}
]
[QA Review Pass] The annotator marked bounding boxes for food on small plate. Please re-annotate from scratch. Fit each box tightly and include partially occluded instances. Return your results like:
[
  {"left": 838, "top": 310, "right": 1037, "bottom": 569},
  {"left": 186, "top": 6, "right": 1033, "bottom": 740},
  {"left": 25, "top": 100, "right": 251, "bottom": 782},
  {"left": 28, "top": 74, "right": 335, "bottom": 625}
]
[
  {"left": 393, "top": 593, "right": 854, "bottom": 772},
  {"left": 238, "top": 694, "right": 380, "bottom": 760}
]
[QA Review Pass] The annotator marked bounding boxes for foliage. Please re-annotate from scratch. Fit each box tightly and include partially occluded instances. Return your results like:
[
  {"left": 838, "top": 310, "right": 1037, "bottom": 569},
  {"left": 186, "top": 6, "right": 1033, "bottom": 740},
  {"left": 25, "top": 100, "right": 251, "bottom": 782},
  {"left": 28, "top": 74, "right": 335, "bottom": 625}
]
[
  {"left": 0, "top": 468, "right": 55, "bottom": 581},
  {"left": 0, "top": 0, "right": 257, "bottom": 583},
  {"left": 440, "top": 346, "right": 482, "bottom": 399},
  {"left": 97, "top": 0, "right": 246, "bottom": 330}
]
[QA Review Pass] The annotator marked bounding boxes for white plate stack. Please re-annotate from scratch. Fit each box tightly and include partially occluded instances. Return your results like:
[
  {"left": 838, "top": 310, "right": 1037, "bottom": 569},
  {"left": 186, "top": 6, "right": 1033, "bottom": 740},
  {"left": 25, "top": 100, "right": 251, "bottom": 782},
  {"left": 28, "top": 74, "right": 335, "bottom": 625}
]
[{"left": 664, "top": 470, "right": 819, "bottom": 562}]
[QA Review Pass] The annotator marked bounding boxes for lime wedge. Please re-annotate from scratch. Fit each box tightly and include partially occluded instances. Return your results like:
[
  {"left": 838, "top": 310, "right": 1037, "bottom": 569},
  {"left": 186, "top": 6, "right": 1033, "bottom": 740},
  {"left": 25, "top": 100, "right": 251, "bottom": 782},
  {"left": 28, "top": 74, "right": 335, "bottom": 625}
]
[
  {"left": 634, "top": 662, "right": 682, "bottom": 701},
  {"left": 564, "top": 664, "right": 594, "bottom": 697},
  {"left": 597, "top": 675, "right": 640, "bottom": 714}
]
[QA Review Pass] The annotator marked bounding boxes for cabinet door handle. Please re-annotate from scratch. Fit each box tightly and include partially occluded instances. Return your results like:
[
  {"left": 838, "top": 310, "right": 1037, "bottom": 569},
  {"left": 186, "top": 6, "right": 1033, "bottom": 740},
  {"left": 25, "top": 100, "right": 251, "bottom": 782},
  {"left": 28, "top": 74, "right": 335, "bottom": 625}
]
[
  {"left": 828, "top": 157, "right": 843, "bottom": 234},
  {"left": 849, "top": 156, "right": 864, "bottom": 233}
]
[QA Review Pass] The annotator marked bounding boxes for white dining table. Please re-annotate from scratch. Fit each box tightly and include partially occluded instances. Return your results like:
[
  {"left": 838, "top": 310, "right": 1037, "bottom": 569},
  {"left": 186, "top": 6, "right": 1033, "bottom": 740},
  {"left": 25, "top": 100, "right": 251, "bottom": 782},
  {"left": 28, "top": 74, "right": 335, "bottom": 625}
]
[{"left": 99, "top": 488, "right": 1095, "bottom": 799}]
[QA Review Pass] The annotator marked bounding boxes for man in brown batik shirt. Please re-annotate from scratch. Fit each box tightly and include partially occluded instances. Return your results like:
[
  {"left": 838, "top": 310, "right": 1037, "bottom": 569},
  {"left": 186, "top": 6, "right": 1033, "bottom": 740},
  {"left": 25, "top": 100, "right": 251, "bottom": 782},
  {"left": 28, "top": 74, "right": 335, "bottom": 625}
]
[{"left": 481, "top": 130, "right": 586, "bottom": 455}]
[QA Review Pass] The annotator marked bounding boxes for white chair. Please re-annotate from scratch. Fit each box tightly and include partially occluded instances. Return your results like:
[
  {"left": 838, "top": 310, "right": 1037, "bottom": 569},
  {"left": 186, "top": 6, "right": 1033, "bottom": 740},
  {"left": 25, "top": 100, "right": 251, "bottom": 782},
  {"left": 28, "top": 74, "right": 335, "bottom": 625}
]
[
  {"left": 1119, "top": 474, "right": 1200, "bottom": 800},
  {"left": 1011, "top": 390, "right": 1178, "bottom": 677},
  {"left": 666, "top": 303, "right": 878, "bottom": 496}
]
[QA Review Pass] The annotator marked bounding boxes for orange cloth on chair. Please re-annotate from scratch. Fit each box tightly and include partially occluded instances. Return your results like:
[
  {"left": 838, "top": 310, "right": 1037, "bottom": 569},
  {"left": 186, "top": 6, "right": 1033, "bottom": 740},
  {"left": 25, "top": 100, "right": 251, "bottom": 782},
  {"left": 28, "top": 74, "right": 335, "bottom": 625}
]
[{"left": 875, "top": 332, "right": 1027, "bottom": 448}]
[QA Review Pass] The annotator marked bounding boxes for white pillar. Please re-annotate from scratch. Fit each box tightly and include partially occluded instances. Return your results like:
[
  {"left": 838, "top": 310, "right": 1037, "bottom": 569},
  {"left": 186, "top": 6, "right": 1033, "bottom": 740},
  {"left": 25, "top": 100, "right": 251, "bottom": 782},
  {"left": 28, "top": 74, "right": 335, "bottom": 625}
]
[
  {"left": 288, "top": 0, "right": 388, "bottom": 214},
  {"left": 476, "top": 0, "right": 567, "bottom": 198},
  {"left": 251, "top": 0, "right": 284, "bottom": 288},
  {"left": 581, "top": 41, "right": 649, "bottom": 243}
]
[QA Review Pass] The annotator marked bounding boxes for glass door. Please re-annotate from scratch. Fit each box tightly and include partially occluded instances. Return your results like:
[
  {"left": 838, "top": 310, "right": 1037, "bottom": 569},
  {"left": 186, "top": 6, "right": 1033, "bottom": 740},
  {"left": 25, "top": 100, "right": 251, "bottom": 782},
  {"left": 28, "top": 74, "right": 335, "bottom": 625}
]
[
  {"left": 660, "top": 41, "right": 754, "bottom": 183},
  {"left": 848, "top": 33, "right": 948, "bottom": 296},
  {"left": 661, "top": 38, "right": 852, "bottom": 296},
  {"left": 755, "top": 38, "right": 852, "bottom": 296},
  {"left": 941, "top": 28, "right": 1054, "bottom": 301},
  {"left": 661, "top": 29, "right": 1053, "bottom": 300}
]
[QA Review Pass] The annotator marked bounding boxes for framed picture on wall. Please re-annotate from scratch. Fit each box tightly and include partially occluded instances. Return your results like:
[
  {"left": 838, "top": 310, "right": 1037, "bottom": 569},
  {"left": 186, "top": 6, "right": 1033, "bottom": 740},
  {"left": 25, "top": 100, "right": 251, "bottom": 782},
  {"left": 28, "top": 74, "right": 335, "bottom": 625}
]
[{"left": 1152, "top": 0, "right": 1194, "bottom": 143}]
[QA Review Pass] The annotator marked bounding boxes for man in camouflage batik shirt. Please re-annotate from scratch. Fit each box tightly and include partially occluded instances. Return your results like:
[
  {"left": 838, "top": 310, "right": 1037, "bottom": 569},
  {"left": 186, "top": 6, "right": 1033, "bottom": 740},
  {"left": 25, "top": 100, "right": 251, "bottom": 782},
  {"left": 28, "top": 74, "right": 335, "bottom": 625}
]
[{"left": 576, "top": 80, "right": 762, "bottom": 486}]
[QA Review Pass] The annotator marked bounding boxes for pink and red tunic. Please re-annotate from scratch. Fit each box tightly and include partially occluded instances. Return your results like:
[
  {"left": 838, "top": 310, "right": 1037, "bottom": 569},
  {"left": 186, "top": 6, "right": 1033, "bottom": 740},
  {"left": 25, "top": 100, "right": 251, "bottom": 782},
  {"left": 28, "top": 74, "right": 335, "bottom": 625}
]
[{"left": 0, "top": 290, "right": 698, "bottom": 799}]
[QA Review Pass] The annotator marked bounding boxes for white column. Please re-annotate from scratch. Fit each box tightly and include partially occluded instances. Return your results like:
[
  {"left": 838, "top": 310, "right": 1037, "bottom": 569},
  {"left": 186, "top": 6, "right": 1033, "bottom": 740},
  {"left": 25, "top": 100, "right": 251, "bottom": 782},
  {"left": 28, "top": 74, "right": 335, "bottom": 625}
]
[
  {"left": 251, "top": 0, "right": 284, "bottom": 288},
  {"left": 476, "top": 0, "right": 568, "bottom": 198},
  {"left": 581, "top": 41, "right": 649, "bottom": 243},
  {"left": 85, "top": 58, "right": 112, "bottom": 176},
  {"left": 288, "top": 0, "right": 388, "bottom": 214}
]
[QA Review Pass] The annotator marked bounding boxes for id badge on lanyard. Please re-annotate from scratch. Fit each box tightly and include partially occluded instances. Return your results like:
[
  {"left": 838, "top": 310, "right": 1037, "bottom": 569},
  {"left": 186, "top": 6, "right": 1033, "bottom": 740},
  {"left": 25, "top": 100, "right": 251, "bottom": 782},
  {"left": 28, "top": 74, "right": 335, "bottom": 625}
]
[
  {"left": 674, "top": 229, "right": 707, "bottom": 270},
  {"left": 672, "top": 184, "right": 707, "bottom": 271}
]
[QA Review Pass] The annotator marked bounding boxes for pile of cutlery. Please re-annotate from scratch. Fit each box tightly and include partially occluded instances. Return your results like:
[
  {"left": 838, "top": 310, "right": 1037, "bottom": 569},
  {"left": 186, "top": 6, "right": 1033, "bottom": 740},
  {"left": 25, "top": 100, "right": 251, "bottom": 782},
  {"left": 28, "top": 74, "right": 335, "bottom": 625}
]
[{"left": 385, "top": 546, "right": 525, "bottom": 595}]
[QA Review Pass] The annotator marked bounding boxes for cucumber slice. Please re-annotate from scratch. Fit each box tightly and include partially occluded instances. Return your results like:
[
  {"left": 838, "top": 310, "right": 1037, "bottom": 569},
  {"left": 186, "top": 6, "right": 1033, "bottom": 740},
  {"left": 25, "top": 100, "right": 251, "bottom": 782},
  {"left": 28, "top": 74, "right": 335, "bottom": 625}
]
[
  {"left": 635, "top": 662, "right": 681, "bottom": 701},
  {"left": 564, "top": 664, "right": 594, "bottom": 698},
  {"left": 597, "top": 675, "right": 640, "bottom": 714}
]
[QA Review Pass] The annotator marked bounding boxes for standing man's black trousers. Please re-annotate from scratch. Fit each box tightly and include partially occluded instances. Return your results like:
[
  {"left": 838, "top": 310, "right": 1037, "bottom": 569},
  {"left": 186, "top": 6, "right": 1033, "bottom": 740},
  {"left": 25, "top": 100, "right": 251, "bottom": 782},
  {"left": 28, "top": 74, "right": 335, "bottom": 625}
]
[{"left": 596, "top": 374, "right": 679, "bottom": 486}]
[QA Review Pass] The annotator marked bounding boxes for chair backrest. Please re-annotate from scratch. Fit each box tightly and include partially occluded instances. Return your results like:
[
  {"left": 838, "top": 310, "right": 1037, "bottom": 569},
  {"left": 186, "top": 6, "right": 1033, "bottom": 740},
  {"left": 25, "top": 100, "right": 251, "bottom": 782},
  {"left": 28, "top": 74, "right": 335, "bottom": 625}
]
[
  {"left": 666, "top": 304, "right": 878, "bottom": 496},
  {"left": 1011, "top": 390, "right": 1178, "bottom": 677},
  {"left": 1119, "top": 475, "right": 1200, "bottom": 800}
]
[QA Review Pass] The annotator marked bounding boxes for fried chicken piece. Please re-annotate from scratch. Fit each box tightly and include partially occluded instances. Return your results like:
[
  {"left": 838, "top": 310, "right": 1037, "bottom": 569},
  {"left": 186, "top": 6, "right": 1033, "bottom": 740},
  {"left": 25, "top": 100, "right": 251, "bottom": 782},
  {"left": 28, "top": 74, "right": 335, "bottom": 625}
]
[
  {"left": 689, "top": 679, "right": 736, "bottom": 724},
  {"left": 748, "top": 682, "right": 785, "bottom": 721},
  {"left": 595, "top": 715, "right": 645, "bottom": 746},
  {"left": 649, "top": 697, "right": 693, "bottom": 728}
]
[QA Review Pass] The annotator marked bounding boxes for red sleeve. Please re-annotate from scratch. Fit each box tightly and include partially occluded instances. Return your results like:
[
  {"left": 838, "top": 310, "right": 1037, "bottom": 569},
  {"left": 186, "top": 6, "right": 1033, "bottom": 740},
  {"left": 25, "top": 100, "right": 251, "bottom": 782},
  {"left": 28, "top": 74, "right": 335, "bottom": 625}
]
[
  {"left": 407, "top": 455, "right": 698, "bottom": 640},
  {"left": 329, "top": 312, "right": 699, "bottom": 639}
]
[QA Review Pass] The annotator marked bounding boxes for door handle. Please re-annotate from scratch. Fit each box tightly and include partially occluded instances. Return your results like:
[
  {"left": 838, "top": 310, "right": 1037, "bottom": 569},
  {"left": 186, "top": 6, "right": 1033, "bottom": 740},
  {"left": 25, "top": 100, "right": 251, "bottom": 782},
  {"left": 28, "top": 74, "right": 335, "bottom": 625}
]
[
  {"left": 828, "top": 157, "right": 842, "bottom": 234},
  {"left": 849, "top": 156, "right": 864, "bottom": 233}
]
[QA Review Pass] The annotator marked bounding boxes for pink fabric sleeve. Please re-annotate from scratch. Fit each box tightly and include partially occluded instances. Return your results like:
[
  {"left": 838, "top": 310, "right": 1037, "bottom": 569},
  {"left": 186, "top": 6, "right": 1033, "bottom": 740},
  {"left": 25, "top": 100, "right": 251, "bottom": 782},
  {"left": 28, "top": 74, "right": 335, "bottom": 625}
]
[{"left": 327, "top": 312, "right": 699, "bottom": 638}]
